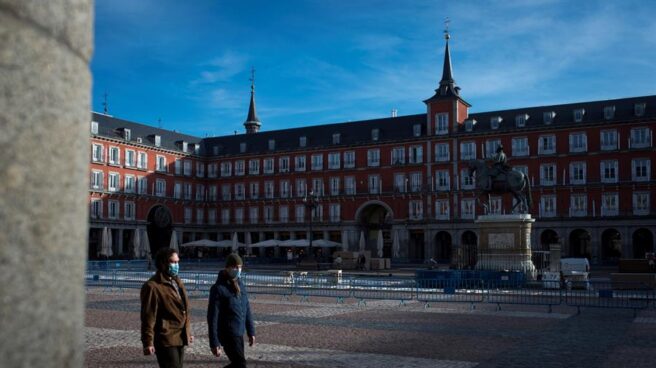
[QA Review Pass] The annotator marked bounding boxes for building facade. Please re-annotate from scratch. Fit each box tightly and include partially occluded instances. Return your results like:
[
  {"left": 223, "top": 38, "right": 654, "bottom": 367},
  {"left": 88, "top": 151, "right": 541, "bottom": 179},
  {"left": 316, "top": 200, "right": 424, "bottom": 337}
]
[{"left": 88, "top": 36, "right": 655, "bottom": 266}]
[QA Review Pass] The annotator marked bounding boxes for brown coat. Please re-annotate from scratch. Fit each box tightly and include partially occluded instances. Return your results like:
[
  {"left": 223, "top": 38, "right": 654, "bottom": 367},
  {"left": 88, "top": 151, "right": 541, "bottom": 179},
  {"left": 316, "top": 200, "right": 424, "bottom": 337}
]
[{"left": 140, "top": 272, "right": 192, "bottom": 348}]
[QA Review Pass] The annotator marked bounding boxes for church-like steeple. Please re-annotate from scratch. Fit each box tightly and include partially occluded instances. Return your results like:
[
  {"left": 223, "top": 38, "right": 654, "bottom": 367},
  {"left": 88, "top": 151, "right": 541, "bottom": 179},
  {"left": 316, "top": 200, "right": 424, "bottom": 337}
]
[
  {"left": 424, "top": 23, "right": 465, "bottom": 102},
  {"left": 244, "top": 67, "right": 261, "bottom": 134}
]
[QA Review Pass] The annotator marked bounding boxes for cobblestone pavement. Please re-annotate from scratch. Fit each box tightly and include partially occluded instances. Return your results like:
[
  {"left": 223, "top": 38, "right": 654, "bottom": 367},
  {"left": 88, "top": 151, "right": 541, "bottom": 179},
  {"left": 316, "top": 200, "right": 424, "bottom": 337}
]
[{"left": 85, "top": 287, "right": 656, "bottom": 367}]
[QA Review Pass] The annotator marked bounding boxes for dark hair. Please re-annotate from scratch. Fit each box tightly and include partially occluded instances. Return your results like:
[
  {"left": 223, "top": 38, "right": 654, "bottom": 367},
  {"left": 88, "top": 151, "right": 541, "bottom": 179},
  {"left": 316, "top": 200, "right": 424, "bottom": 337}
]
[{"left": 155, "top": 248, "right": 177, "bottom": 272}]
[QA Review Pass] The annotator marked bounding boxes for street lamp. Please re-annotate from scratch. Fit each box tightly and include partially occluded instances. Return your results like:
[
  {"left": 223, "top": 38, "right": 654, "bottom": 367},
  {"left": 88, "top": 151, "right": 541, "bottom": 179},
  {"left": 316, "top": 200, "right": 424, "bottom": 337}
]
[{"left": 303, "top": 190, "right": 320, "bottom": 262}]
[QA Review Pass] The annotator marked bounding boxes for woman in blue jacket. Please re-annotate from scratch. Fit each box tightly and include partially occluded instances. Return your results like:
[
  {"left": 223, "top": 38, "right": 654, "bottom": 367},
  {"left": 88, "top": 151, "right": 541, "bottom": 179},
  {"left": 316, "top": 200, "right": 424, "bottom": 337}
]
[{"left": 207, "top": 254, "right": 256, "bottom": 367}]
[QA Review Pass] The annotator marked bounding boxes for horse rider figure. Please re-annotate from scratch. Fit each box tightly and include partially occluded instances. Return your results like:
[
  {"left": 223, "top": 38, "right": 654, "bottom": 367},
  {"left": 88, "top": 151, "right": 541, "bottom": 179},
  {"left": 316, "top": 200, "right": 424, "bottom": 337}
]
[{"left": 488, "top": 144, "right": 510, "bottom": 190}]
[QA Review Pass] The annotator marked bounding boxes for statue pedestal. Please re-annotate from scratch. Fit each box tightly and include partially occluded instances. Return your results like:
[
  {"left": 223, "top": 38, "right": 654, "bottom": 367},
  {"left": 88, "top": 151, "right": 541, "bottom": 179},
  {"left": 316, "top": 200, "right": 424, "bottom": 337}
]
[{"left": 474, "top": 214, "right": 537, "bottom": 279}]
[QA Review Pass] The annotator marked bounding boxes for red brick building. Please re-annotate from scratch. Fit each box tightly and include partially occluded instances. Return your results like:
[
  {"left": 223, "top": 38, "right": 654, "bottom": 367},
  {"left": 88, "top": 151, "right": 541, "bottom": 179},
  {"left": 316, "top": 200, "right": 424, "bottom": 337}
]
[{"left": 88, "top": 35, "right": 655, "bottom": 266}]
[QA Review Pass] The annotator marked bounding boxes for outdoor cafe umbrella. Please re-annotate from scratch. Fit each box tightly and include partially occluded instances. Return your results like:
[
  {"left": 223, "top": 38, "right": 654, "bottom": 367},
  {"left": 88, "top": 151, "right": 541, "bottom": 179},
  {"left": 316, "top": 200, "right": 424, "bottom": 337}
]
[
  {"left": 358, "top": 231, "right": 366, "bottom": 253},
  {"left": 106, "top": 228, "right": 114, "bottom": 257},
  {"left": 250, "top": 239, "right": 281, "bottom": 247},
  {"left": 231, "top": 232, "right": 239, "bottom": 253},
  {"left": 392, "top": 229, "right": 400, "bottom": 258},
  {"left": 376, "top": 229, "right": 384, "bottom": 258},
  {"left": 142, "top": 230, "right": 151, "bottom": 259},
  {"left": 169, "top": 230, "right": 179, "bottom": 252},
  {"left": 341, "top": 230, "right": 349, "bottom": 251},
  {"left": 181, "top": 239, "right": 222, "bottom": 247},
  {"left": 132, "top": 228, "right": 141, "bottom": 259},
  {"left": 245, "top": 232, "right": 252, "bottom": 255},
  {"left": 99, "top": 227, "right": 110, "bottom": 257},
  {"left": 280, "top": 239, "right": 309, "bottom": 247},
  {"left": 312, "top": 239, "right": 342, "bottom": 248}
]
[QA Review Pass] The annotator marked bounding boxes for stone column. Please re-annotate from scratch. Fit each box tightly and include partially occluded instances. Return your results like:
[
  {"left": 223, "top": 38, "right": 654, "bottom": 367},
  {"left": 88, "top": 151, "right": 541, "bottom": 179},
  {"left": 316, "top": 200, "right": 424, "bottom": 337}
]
[{"left": 0, "top": 1, "right": 93, "bottom": 367}]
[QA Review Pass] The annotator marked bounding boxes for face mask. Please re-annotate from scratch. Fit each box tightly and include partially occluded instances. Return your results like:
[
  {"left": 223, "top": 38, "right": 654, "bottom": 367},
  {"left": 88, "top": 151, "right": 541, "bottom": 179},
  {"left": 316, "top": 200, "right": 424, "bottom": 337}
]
[
  {"left": 168, "top": 263, "right": 179, "bottom": 277},
  {"left": 228, "top": 268, "right": 242, "bottom": 279}
]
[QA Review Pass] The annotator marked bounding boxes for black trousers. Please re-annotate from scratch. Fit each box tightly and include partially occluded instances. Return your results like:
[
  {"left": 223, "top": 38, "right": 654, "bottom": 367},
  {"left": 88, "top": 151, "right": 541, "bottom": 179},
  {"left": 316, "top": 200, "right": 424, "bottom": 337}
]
[
  {"left": 222, "top": 335, "right": 246, "bottom": 368},
  {"left": 155, "top": 345, "right": 184, "bottom": 368}
]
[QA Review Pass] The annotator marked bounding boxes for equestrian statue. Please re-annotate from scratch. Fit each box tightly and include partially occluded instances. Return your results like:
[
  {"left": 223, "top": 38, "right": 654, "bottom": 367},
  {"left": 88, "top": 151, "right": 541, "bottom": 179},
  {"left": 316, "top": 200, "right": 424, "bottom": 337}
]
[{"left": 467, "top": 145, "right": 532, "bottom": 214}]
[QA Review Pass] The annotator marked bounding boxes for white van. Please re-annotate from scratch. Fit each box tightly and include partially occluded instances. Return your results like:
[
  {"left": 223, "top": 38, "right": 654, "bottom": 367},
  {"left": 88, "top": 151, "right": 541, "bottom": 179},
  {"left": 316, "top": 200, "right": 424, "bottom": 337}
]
[{"left": 560, "top": 258, "right": 590, "bottom": 289}]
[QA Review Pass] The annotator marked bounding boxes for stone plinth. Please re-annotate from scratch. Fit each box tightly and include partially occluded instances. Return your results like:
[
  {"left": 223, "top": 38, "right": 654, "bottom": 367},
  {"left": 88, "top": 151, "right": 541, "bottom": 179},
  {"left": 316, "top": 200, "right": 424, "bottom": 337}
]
[{"left": 474, "top": 214, "right": 537, "bottom": 279}]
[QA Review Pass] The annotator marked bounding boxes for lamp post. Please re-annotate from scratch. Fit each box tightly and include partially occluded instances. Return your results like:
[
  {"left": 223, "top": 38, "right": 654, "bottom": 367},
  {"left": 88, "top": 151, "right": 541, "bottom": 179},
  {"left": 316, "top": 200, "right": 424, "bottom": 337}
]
[{"left": 303, "top": 190, "right": 320, "bottom": 261}]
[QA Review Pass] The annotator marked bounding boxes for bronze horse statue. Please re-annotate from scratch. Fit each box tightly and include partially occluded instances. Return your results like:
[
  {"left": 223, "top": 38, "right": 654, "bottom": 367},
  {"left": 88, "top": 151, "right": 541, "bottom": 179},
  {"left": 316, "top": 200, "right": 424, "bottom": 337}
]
[{"left": 467, "top": 160, "right": 532, "bottom": 214}]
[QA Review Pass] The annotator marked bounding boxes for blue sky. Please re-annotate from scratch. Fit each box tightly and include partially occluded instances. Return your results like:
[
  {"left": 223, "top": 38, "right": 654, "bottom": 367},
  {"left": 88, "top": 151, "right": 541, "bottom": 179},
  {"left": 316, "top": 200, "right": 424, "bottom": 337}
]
[{"left": 92, "top": 0, "right": 656, "bottom": 137}]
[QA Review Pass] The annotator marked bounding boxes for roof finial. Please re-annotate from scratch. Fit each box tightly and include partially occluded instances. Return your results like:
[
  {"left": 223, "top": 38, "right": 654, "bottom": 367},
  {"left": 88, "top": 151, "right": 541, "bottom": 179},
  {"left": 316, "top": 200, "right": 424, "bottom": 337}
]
[
  {"left": 102, "top": 91, "right": 109, "bottom": 114},
  {"left": 249, "top": 66, "right": 255, "bottom": 94},
  {"left": 244, "top": 66, "right": 261, "bottom": 134},
  {"left": 444, "top": 17, "right": 450, "bottom": 40}
]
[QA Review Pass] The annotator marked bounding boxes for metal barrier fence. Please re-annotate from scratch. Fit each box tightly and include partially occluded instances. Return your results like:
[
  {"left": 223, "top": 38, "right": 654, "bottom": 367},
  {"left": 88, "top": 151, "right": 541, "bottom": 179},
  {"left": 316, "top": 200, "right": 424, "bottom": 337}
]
[{"left": 85, "top": 269, "right": 656, "bottom": 313}]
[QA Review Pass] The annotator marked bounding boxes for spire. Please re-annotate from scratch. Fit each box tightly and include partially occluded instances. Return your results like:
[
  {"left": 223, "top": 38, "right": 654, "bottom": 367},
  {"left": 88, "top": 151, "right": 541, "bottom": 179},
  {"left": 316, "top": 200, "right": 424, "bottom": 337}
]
[
  {"left": 244, "top": 67, "right": 261, "bottom": 134},
  {"left": 424, "top": 19, "right": 465, "bottom": 103}
]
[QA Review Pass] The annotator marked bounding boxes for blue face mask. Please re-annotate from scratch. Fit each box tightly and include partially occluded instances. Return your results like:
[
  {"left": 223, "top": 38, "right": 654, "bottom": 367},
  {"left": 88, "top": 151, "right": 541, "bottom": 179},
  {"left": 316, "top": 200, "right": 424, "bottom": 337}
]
[
  {"left": 168, "top": 263, "right": 179, "bottom": 277},
  {"left": 228, "top": 268, "right": 242, "bottom": 279}
]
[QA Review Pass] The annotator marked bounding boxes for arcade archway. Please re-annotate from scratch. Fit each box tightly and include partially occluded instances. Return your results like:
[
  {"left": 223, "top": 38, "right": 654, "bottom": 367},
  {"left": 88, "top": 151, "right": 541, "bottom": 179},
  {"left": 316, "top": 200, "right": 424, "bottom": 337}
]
[
  {"left": 461, "top": 231, "right": 478, "bottom": 269},
  {"left": 633, "top": 228, "right": 654, "bottom": 259},
  {"left": 569, "top": 229, "right": 592, "bottom": 259},
  {"left": 147, "top": 205, "right": 172, "bottom": 256},
  {"left": 434, "top": 231, "right": 452, "bottom": 264},
  {"left": 601, "top": 229, "right": 622, "bottom": 263}
]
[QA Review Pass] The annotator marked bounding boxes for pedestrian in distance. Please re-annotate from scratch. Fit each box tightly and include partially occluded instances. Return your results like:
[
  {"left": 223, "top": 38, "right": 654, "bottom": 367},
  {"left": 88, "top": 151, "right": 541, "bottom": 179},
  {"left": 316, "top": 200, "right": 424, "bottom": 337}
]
[
  {"left": 140, "top": 247, "right": 193, "bottom": 368},
  {"left": 207, "top": 253, "right": 256, "bottom": 368}
]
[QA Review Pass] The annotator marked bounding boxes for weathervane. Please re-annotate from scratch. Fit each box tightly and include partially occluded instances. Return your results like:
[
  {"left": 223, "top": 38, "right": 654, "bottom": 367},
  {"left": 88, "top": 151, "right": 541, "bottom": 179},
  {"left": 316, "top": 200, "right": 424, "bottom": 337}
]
[
  {"left": 102, "top": 91, "right": 109, "bottom": 114},
  {"left": 444, "top": 17, "right": 451, "bottom": 40},
  {"left": 249, "top": 66, "right": 255, "bottom": 93}
]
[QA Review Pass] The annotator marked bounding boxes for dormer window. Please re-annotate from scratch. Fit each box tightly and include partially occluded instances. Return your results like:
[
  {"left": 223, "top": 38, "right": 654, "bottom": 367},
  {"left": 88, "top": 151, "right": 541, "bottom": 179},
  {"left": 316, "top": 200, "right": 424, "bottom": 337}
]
[
  {"left": 154, "top": 135, "right": 161, "bottom": 147},
  {"left": 136, "top": 137, "right": 143, "bottom": 143},
  {"left": 490, "top": 116, "right": 502, "bottom": 130},
  {"left": 91, "top": 121, "right": 99, "bottom": 134},
  {"left": 515, "top": 114, "right": 528, "bottom": 128},
  {"left": 123, "top": 128, "right": 131, "bottom": 141},
  {"left": 240, "top": 142, "right": 247, "bottom": 153},
  {"left": 332, "top": 133, "right": 340, "bottom": 144},
  {"left": 413, "top": 124, "right": 421, "bottom": 137},
  {"left": 573, "top": 108, "right": 585, "bottom": 122},
  {"left": 635, "top": 103, "right": 646, "bottom": 117},
  {"left": 268, "top": 139, "right": 275, "bottom": 150},
  {"left": 181, "top": 141, "right": 188, "bottom": 152},
  {"left": 604, "top": 106, "right": 615, "bottom": 120},
  {"left": 465, "top": 119, "right": 476, "bottom": 132},
  {"left": 213, "top": 146, "right": 219, "bottom": 155},
  {"left": 371, "top": 129, "right": 380, "bottom": 141},
  {"left": 543, "top": 111, "right": 556, "bottom": 124},
  {"left": 299, "top": 136, "right": 307, "bottom": 147},
  {"left": 194, "top": 144, "right": 200, "bottom": 154}
]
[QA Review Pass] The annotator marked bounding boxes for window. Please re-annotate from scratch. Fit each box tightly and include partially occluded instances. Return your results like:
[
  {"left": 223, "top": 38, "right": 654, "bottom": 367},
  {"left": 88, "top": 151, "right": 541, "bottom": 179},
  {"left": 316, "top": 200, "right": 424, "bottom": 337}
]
[
  {"left": 264, "top": 181, "right": 274, "bottom": 199},
  {"left": 367, "top": 149, "right": 380, "bottom": 167},
  {"left": 538, "top": 135, "right": 556, "bottom": 155},
  {"left": 235, "top": 160, "right": 245, "bottom": 176},
  {"left": 249, "top": 207, "right": 258, "bottom": 224},
  {"left": 124, "top": 175, "right": 135, "bottom": 193},
  {"left": 600, "top": 160, "right": 618, "bottom": 183},
  {"left": 329, "top": 204, "right": 341, "bottom": 222},
  {"left": 108, "top": 200, "right": 119, "bottom": 219},
  {"left": 394, "top": 173, "right": 406, "bottom": 193},
  {"left": 279, "top": 156, "right": 290, "bottom": 173},
  {"left": 137, "top": 152, "right": 147, "bottom": 169},
  {"left": 196, "top": 162, "right": 205, "bottom": 177},
  {"left": 569, "top": 162, "right": 586, "bottom": 185},
  {"left": 511, "top": 137, "right": 529, "bottom": 157},
  {"left": 240, "top": 142, "right": 247, "bottom": 153},
  {"left": 461, "top": 199, "right": 475, "bottom": 219},
  {"left": 569, "top": 132, "right": 587, "bottom": 153},
  {"left": 570, "top": 195, "right": 587, "bottom": 217},
  {"left": 630, "top": 127, "right": 652, "bottom": 148},
  {"left": 208, "top": 163, "right": 217, "bottom": 178},
  {"left": 249, "top": 159, "right": 260, "bottom": 175},
  {"left": 311, "top": 178, "right": 324, "bottom": 196},
  {"left": 183, "top": 183, "right": 192, "bottom": 200},
  {"left": 312, "top": 204, "right": 323, "bottom": 221},
  {"left": 490, "top": 116, "right": 502, "bottom": 130},
  {"left": 464, "top": 119, "right": 476, "bottom": 132},
  {"left": 410, "top": 172, "right": 422, "bottom": 192},
  {"left": 328, "top": 152, "right": 340, "bottom": 169},
  {"left": 368, "top": 175, "right": 380, "bottom": 194},
  {"left": 604, "top": 106, "right": 615, "bottom": 120},
  {"left": 635, "top": 103, "right": 646, "bottom": 117},
  {"left": 332, "top": 133, "right": 341, "bottom": 144},
  {"left": 195, "top": 184, "right": 205, "bottom": 201},
  {"left": 633, "top": 192, "right": 650, "bottom": 215},
  {"left": 212, "top": 146, "right": 219, "bottom": 155},
  {"left": 234, "top": 183, "right": 245, "bottom": 200},
  {"left": 108, "top": 146, "right": 120, "bottom": 165},
  {"left": 460, "top": 141, "right": 476, "bottom": 160},
  {"left": 91, "top": 170, "right": 103, "bottom": 190},
  {"left": 249, "top": 182, "right": 259, "bottom": 199},
  {"left": 413, "top": 124, "right": 421, "bottom": 137},
  {"left": 391, "top": 147, "right": 405, "bottom": 165},
  {"left": 461, "top": 169, "right": 474, "bottom": 190},
  {"left": 279, "top": 206, "right": 289, "bottom": 222},
  {"left": 123, "top": 128, "right": 131, "bottom": 141},
  {"left": 90, "top": 199, "right": 102, "bottom": 219},
  {"left": 174, "top": 159, "right": 182, "bottom": 175},
  {"left": 435, "top": 143, "right": 449, "bottom": 162},
  {"left": 108, "top": 172, "right": 119, "bottom": 192},
  {"left": 344, "top": 176, "right": 356, "bottom": 195},
  {"left": 220, "top": 162, "right": 232, "bottom": 177},
  {"left": 154, "top": 135, "right": 161, "bottom": 147},
  {"left": 92, "top": 144, "right": 104, "bottom": 162},
  {"left": 311, "top": 154, "right": 323, "bottom": 170},
  {"left": 221, "top": 208, "right": 230, "bottom": 225},
  {"left": 295, "top": 205, "right": 305, "bottom": 223},
  {"left": 371, "top": 129, "right": 379, "bottom": 141},
  {"left": 344, "top": 151, "right": 355, "bottom": 168},
  {"left": 184, "top": 208, "right": 192, "bottom": 224},
  {"left": 632, "top": 158, "right": 651, "bottom": 181},
  {"left": 601, "top": 193, "right": 618, "bottom": 217},
  {"left": 268, "top": 139, "right": 275, "bottom": 150},
  {"left": 485, "top": 139, "right": 501, "bottom": 158},
  {"left": 208, "top": 209, "right": 216, "bottom": 224},
  {"left": 435, "top": 200, "right": 449, "bottom": 220},
  {"left": 435, "top": 113, "right": 449, "bottom": 134},
  {"left": 173, "top": 182, "right": 182, "bottom": 199},
  {"left": 196, "top": 209, "right": 204, "bottom": 224},
  {"left": 299, "top": 136, "right": 307, "bottom": 147},
  {"left": 515, "top": 114, "right": 528, "bottom": 127},
  {"left": 295, "top": 155, "right": 306, "bottom": 172},
  {"left": 296, "top": 178, "right": 306, "bottom": 197},
  {"left": 330, "top": 177, "right": 340, "bottom": 196},
  {"left": 156, "top": 155, "right": 167, "bottom": 172},
  {"left": 221, "top": 184, "right": 231, "bottom": 201},
  {"left": 600, "top": 130, "right": 618, "bottom": 150},
  {"left": 137, "top": 177, "right": 147, "bottom": 194},
  {"left": 280, "top": 180, "right": 290, "bottom": 198},
  {"left": 183, "top": 160, "right": 192, "bottom": 176},
  {"left": 263, "top": 158, "right": 274, "bottom": 174},
  {"left": 543, "top": 111, "right": 555, "bottom": 124},
  {"left": 91, "top": 121, "right": 98, "bottom": 134},
  {"left": 573, "top": 109, "right": 585, "bottom": 122},
  {"left": 264, "top": 206, "right": 274, "bottom": 224},
  {"left": 409, "top": 200, "right": 423, "bottom": 220},
  {"left": 540, "top": 163, "right": 556, "bottom": 186},
  {"left": 540, "top": 196, "right": 556, "bottom": 217},
  {"left": 408, "top": 145, "right": 423, "bottom": 164},
  {"left": 435, "top": 170, "right": 450, "bottom": 191},
  {"left": 155, "top": 179, "right": 166, "bottom": 197}
]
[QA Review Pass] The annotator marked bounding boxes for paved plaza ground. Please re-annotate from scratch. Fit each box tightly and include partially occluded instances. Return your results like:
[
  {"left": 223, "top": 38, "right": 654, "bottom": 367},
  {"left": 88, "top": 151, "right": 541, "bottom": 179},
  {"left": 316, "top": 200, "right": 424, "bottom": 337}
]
[{"left": 85, "top": 279, "right": 656, "bottom": 368}]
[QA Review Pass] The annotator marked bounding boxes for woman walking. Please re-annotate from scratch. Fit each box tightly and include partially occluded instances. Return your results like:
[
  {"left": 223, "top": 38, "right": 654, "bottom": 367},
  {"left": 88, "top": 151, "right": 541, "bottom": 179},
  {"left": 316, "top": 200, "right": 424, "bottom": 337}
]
[{"left": 207, "top": 254, "right": 256, "bottom": 368}]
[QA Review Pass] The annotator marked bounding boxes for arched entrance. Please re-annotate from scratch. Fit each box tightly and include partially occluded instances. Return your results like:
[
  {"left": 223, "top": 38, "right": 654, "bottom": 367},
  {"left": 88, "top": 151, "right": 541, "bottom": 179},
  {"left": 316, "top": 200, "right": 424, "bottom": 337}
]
[
  {"left": 357, "top": 201, "right": 393, "bottom": 257},
  {"left": 540, "top": 229, "right": 559, "bottom": 251},
  {"left": 569, "top": 229, "right": 592, "bottom": 259},
  {"left": 633, "top": 229, "right": 654, "bottom": 258},
  {"left": 147, "top": 205, "right": 173, "bottom": 256},
  {"left": 88, "top": 227, "right": 103, "bottom": 260},
  {"left": 460, "top": 231, "right": 478, "bottom": 269},
  {"left": 408, "top": 230, "right": 424, "bottom": 261},
  {"left": 434, "top": 231, "right": 452, "bottom": 264},
  {"left": 601, "top": 229, "right": 622, "bottom": 264}
]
